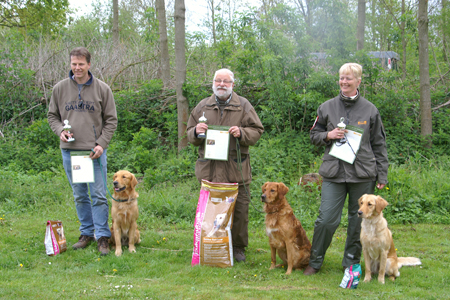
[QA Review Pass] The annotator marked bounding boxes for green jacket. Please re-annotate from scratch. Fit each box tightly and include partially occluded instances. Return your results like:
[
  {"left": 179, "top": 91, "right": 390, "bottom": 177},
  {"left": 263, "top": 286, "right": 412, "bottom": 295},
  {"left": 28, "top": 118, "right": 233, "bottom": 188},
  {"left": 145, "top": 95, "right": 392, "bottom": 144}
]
[
  {"left": 48, "top": 71, "right": 118, "bottom": 151},
  {"left": 187, "top": 92, "right": 264, "bottom": 185},
  {"left": 310, "top": 93, "right": 389, "bottom": 184}
]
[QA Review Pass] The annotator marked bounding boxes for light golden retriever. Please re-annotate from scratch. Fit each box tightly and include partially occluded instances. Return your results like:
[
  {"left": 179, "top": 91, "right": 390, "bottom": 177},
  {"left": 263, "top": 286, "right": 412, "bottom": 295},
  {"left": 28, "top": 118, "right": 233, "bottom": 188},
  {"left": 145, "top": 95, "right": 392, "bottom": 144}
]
[
  {"left": 358, "top": 194, "right": 421, "bottom": 284},
  {"left": 109, "top": 170, "right": 141, "bottom": 257},
  {"left": 261, "top": 182, "right": 311, "bottom": 275}
]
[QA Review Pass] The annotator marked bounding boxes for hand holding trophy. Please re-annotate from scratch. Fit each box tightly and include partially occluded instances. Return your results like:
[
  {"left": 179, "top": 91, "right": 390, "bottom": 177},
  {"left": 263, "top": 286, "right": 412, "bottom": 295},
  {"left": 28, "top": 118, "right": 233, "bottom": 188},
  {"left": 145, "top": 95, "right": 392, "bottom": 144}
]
[
  {"left": 63, "top": 120, "right": 75, "bottom": 142},
  {"left": 336, "top": 117, "right": 346, "bottom": 145},
  {"left": 197, "top": 112, "right": 207, "bottom": 139}
]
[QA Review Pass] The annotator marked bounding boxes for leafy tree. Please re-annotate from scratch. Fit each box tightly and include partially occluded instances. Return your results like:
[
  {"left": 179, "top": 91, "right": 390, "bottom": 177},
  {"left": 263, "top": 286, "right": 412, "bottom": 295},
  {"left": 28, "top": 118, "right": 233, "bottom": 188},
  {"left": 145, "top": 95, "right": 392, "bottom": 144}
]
[{"left": 0, "top": 0, "right": 69, "bottom": 33}]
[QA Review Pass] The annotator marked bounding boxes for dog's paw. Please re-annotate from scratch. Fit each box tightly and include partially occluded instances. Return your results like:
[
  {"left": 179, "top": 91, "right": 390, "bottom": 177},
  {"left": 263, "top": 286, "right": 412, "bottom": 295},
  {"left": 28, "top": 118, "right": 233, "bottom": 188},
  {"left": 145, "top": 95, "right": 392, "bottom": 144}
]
[
  {"left": 129, "top": 246, "right": 136, "bottom": 253},
  {"left": 378, "top": 276, "right": 385, "bottom": 284},
  {"left": 269, "top": 264, "right": 276, "bottom": 270},
  {"left": 115, "top": 249, "right": 123, "bottom": 257},
  {"left": 363, "top": 276, "right": 371, "bottom": 283}
]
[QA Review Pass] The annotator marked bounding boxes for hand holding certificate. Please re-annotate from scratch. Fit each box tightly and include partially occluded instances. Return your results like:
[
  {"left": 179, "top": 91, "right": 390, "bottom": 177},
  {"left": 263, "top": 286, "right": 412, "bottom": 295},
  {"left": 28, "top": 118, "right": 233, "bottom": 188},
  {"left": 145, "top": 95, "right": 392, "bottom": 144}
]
[
  {"left": 329, "top": 125, "right": 364, "bottom": 164},
  {"left": 70, "top": 151, "right": 95, "bottom": 183},
  {"left": 204, "top": 125, "right": 231, "bottom": 161}
]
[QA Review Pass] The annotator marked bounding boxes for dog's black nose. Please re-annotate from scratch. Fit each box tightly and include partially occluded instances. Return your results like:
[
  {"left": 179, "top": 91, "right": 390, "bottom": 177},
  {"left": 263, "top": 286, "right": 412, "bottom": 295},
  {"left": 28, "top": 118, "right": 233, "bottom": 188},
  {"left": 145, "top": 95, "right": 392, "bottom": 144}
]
[
  {"left": 113, "top": 181, "right": 118, "bottom": 186},
  {"left": 357, "top": 210, "right": 363, "bottom": 216},
  {"left": 261, "top": 194, "right": 266, "bottom": 202}
]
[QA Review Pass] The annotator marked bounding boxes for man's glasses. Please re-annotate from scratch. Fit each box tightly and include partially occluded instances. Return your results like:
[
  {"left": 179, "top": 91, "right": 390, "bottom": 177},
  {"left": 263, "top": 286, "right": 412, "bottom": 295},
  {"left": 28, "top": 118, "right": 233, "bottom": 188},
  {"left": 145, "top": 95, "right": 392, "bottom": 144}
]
[{"left": 214, "top": 79, "right": 233, "bottom": 84}]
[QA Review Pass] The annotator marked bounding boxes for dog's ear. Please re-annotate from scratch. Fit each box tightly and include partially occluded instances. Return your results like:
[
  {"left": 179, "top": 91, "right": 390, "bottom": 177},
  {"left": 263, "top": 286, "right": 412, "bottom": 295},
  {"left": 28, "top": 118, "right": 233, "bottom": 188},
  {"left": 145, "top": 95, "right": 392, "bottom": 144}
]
[
  {"left": 277, "top": 182, "right": 289, "bottom": 198},
  {"left": 262, "top": 182, "right": 268, "bottom": 192},
  {"left": 130, "top": 173, "right": 138, "bottom": 190},
  {"left": 375, "top": 196, "right": 389, "bottom": 213}
]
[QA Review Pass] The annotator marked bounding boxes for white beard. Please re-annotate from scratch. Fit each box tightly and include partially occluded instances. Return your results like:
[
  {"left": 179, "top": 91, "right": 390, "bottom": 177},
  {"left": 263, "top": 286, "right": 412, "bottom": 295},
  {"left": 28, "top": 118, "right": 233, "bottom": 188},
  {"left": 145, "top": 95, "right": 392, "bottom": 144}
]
[{"left": 212, "top": 85, "right": 233, "bottom": 99}]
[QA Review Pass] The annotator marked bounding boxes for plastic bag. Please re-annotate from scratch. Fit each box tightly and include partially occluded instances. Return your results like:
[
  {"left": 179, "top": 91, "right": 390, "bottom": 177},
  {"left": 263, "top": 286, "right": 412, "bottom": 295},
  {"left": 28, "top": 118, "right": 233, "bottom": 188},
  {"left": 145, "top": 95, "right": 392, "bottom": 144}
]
[
  {"left": 45, "top": 220, "right": 67, "bottom": 256},
  {"left": 340, "top": 264, "right": 362, "bottom": 289},
  {"left": 191, "top": 180, "right": 238, "bottom": 267}
]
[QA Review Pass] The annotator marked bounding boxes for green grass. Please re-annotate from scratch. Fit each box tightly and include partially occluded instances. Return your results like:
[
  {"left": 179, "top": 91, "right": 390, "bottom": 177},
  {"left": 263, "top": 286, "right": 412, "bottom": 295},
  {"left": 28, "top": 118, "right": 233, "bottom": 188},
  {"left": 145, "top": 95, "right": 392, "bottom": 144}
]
[
  {"left": 1, "top": 208, "right": 448, "bottom": 299},
  {"left": 0, "top": 164, "right": 449, "bottom": 299}
]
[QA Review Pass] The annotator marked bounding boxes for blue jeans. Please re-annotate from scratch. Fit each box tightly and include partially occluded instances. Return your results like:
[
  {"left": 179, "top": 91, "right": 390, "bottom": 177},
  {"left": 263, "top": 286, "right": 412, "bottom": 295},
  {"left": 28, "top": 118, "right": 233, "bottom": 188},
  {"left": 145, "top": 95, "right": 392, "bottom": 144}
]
[{"left": 62, "top": 149, "right": 111, "bottom": 239}]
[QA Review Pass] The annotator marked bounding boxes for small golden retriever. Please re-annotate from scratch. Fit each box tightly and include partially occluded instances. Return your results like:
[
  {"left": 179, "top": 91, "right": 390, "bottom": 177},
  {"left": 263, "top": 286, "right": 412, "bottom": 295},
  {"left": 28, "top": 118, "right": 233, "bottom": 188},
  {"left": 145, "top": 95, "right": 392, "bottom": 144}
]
[
  {"left": 358, "top": 194, "right": 421, "bottom": 283},
  {"left": 109, "top": 170, "right": 141, "bottom": 257},
  {"left": 261, "top": 182, "right": 311, "bottom": 275}
]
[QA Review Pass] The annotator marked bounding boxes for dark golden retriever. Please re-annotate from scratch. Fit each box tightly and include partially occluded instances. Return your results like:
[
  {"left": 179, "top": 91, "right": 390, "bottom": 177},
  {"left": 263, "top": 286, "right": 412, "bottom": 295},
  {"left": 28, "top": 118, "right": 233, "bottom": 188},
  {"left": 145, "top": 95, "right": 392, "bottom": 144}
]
[
  {"left": 358, "top": 194, "right": 421, "bottom": 284},
  {"left": 109, "top": 170, "right": 141, "bottom": 257},
  {"left": 261, "top": 182, "right": 311, "bottom": 275}
]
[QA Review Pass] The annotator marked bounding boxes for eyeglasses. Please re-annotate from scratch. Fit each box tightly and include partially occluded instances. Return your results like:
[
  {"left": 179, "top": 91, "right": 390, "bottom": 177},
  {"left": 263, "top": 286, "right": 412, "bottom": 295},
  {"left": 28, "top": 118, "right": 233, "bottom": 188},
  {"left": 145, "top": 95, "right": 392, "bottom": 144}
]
[{"left": 214, "top": 79, "right": 233, "bottom": 84}]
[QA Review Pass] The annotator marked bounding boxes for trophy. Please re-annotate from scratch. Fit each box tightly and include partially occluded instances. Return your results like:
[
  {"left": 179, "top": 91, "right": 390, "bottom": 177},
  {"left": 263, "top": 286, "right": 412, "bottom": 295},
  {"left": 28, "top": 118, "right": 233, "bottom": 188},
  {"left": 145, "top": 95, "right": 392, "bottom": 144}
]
[
  {"left": 63, "top": 120, "right": 75, "bottom": 142},
  {"left": 197, "top": 112, "right": 207, "bottom": 139},
  {"left": 336, "top": 117, "right": 346, "bottom": 145}
]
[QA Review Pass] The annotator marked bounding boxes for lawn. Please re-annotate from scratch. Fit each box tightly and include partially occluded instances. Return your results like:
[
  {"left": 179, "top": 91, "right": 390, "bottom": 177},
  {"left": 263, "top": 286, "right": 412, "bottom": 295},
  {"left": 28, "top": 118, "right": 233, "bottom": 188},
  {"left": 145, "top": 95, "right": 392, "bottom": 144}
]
[{"left": 1, "top": 210, "right": 448, "bottom": 299}]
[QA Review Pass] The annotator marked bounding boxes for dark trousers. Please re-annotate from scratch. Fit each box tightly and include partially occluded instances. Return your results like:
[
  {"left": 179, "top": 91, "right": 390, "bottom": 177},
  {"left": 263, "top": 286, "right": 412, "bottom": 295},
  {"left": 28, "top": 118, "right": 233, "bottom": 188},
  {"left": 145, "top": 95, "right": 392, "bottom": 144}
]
[
  {"left": 231, "top": 184, "right": 250, "bottom": 249},
  {"left": 308, "top": 181, "right": 376, "bottom": 269}
]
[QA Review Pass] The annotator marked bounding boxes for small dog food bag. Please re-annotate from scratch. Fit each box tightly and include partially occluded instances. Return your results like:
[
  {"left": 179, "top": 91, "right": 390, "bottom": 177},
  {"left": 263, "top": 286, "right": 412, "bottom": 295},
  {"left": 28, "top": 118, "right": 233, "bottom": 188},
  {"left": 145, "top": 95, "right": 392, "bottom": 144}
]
[
  {"left": 44, "top": 220, "right": 67, "bottom": 256},
  {"left": 340, "top": 263, "right": 362, "bottom": 289},
  {"left": 191, "top": 180, "right": 238, "bottom": 268}
]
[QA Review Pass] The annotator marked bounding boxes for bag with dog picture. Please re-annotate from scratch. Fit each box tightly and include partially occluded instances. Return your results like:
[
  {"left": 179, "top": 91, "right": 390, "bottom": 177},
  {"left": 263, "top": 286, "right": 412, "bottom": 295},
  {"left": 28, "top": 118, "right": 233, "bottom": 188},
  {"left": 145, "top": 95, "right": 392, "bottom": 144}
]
[
  {"left": 191, "top": 180, "right": 238, "bottom": 268},
  {"left": 45, "top": 220, "right": 67, "bottom": 256}
]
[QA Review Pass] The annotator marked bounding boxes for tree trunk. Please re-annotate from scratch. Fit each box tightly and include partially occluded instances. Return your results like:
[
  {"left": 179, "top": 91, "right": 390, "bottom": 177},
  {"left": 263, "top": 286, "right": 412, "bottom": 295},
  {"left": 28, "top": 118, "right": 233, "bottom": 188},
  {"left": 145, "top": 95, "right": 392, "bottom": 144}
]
[
  {"left": 156, "top": 0, "right": 171, "bottom": 87},
  {"left": 113, "top": 0, "right": 119, "bottom": 45},
  {"left": 401, "top": 0, "right": 407, "bottom": 80},
  {"left": 208, "top": 0, "right": 216, "bottom": 45},
  {"left": 174, "top": 0, "right": 188, "bottom": 151},
  {"left": 418, "top": 0, "right": 432, "bottom": 146},
  {"left": 356, "top": 0, "right": 366, "bottom": 51}
]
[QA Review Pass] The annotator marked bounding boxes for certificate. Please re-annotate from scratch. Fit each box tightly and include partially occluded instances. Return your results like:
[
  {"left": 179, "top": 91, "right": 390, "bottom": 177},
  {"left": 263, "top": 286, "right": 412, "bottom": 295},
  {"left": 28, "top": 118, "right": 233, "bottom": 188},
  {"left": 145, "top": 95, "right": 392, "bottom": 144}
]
[
  {"left": 70, "top": 151, "right": 95, "bottom": 183},
  {"left": 329, "top": 125, "right": 364, "bottom": 164},
  {"left": 204, "top": 125, "right": 230, "bottom": 161}
]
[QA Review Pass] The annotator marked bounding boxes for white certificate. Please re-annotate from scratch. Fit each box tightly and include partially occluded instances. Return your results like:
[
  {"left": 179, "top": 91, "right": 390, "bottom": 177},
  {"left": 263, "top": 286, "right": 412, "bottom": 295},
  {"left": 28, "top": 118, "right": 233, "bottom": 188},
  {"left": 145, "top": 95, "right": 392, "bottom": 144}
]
[
  {"left": 70, "top": 151, "right": 95, "bottom": 183},
  {"left": 329, "top": 125, "right": 364, "bottom": 164},
  {"left": 204, "top": 125, "right": 230, "bottom": 161}
]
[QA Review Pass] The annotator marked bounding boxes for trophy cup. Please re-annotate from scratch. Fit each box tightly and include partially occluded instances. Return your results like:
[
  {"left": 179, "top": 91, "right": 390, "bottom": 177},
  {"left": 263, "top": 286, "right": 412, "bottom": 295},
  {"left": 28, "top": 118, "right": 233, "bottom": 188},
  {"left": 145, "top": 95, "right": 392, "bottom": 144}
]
[
  {"left": 197, "top": 112, "right": 207, "bottom": 139},
  {"left": 336, "top": 117, "right": 346, "bottom": 145},
  {"left": 63, "top": 120, "right": 75, "bottom": 142}
]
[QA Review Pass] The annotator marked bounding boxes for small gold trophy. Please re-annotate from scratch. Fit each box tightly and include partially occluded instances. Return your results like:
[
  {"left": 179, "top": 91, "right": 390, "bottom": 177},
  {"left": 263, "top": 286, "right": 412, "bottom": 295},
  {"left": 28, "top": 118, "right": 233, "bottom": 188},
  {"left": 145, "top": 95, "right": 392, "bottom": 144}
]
[
  {"left": 197, "top": 112, "right": 207, "bottom": 139},
  {"left": 63, "top": 120, "right": 75, "bottom": 142}
]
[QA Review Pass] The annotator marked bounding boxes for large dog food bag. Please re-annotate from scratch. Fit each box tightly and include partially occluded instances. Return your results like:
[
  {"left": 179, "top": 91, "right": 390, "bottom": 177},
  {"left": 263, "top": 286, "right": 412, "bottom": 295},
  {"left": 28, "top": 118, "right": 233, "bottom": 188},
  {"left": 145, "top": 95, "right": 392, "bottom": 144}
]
[
  {"left": 44, "top": 220, "right": 67, "bottom": 256},
  {"left": 191, "top": 180, "right": 238, "bottom": 267}
]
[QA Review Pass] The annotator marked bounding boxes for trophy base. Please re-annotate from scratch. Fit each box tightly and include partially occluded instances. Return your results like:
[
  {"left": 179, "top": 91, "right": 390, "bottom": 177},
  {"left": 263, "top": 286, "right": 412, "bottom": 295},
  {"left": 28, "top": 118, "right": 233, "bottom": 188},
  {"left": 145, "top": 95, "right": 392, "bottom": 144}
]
[{"left": 197, "top": 133, "right": 206, "bottom": 139}]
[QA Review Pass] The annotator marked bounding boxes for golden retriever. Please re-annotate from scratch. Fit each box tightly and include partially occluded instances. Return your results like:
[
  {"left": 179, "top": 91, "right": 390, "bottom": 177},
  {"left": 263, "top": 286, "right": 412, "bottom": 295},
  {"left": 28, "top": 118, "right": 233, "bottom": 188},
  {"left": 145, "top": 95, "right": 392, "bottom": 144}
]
[
  {"left": 358, "top": 194, "right": 421, "bottom": 283},
  {"left": 109, "top": 170, "right": 141, "bottom": 257},
  {"left": 261, "top": 182, "right": 311, "bottom": 275}
]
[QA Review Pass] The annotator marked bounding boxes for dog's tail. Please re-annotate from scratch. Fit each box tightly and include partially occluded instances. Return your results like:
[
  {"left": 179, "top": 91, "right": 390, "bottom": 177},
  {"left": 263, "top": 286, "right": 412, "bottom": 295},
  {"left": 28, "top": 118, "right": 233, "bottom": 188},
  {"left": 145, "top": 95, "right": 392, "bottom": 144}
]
[{"left": 397, "top": 257, "right": 422, "bottom": 268}]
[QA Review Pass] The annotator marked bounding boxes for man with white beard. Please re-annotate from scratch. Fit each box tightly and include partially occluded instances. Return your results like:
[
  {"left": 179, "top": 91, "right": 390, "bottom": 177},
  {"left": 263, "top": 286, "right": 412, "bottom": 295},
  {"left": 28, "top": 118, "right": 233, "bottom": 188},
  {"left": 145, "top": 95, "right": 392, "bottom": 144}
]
[{"left": 187, "top": 68, "right": 264, "bottom": 262}]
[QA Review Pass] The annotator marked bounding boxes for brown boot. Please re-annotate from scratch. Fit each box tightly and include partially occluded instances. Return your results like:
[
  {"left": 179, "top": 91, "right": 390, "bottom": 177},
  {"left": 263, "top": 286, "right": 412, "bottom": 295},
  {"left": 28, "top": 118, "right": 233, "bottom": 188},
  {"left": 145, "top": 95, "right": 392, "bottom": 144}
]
[
  {"left": 233, "top": 247, "right": 246, "bottom": 262},
  {"left": 303, "top": 265, "right": 320, "bottom": 275},
  {"left": 72, "top": 235, "right": 94, "bottom": 250},
  {"left": 97, "top": 236, "right": 110, "bottom": 256}
]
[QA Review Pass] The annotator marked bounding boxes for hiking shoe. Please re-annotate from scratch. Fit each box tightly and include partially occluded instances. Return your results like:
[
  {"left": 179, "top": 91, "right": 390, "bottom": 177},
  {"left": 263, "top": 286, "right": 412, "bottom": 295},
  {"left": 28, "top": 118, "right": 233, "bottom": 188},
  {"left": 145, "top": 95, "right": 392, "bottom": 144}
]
[
  {"left": 97, "top": 236, "right": 110, "bottom": 256},
  {"left": 72, "top": 235, "right": 94, "bottom": 250},
  {"left": 233, "top": 247, "right": 246, "bottom": 262}
]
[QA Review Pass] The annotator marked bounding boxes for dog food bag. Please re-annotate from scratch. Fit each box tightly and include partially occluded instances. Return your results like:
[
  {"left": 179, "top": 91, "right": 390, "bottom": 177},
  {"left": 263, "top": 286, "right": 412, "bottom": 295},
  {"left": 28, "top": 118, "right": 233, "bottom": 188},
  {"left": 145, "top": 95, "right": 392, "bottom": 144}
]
[
  {"left": 339, "top": 264, "right": 362, "bottom": 289},
  {"left": 191, "top": 180, "right": 238, "bottom": 268},
  {"left": 44, "top": 220, "right": 67, "bottom": 256}
]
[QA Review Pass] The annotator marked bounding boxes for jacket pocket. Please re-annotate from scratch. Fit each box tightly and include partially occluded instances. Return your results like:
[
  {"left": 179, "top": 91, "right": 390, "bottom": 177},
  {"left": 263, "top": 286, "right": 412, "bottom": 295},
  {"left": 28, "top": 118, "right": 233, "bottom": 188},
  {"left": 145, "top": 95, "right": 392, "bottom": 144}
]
[
  {"left": 195, "top": 159, "right": 211, "bottom": 182},
  {"left": 354, "top": 156, "right": 377, "bottom": 179},
  {"left": 229, "top": 155, "right": 251, "bottom": 183},
  {"left": 319, "top": 157, "right": 340, "bottom": 178}
]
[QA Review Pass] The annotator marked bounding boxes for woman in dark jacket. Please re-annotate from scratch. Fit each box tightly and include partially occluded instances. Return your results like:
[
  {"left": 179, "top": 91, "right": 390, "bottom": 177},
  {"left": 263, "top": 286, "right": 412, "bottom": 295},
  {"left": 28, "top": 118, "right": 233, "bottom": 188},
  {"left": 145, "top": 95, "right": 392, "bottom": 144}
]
[{"left": 304, "top": 63, "right": 389, "bottom": 275}]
